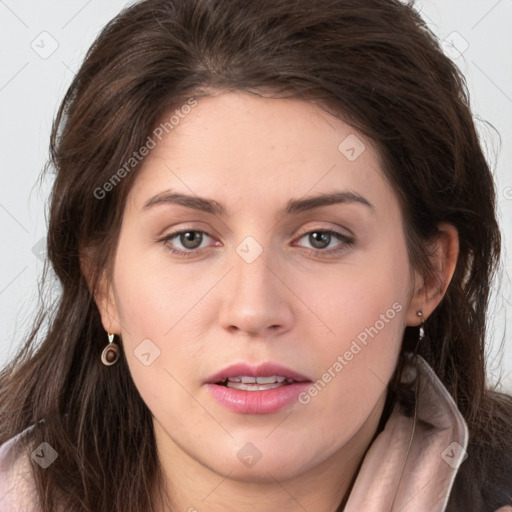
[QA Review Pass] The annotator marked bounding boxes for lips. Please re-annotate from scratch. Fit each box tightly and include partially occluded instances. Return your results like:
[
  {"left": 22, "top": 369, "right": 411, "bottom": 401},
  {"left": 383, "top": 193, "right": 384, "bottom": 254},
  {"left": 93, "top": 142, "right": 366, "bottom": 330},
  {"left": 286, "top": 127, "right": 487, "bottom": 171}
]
[{"left": 204, "top": 362, "right": 313, "bottom": 414}]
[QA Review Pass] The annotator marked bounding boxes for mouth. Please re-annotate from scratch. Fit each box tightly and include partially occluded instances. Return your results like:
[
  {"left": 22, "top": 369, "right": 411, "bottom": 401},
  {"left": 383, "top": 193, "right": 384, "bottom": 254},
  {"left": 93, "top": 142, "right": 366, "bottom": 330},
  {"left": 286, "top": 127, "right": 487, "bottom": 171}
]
[{"left": 204, "top": 362, "right": 312, "bottom": 414}]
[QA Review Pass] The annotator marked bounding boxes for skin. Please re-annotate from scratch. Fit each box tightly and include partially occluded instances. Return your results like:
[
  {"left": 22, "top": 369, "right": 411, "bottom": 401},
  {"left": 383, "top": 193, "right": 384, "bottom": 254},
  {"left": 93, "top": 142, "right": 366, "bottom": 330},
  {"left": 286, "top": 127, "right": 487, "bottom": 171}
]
[{"left": 94, "top": 91, "right": 459, "bottom": 512}]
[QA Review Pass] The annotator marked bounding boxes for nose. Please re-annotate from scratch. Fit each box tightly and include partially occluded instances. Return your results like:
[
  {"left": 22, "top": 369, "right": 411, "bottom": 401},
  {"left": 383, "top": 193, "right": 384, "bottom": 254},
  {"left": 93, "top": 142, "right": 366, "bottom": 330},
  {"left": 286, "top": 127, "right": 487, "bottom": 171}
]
[{"left": 218, "top": 244, "right": 294, "bottom": 339}]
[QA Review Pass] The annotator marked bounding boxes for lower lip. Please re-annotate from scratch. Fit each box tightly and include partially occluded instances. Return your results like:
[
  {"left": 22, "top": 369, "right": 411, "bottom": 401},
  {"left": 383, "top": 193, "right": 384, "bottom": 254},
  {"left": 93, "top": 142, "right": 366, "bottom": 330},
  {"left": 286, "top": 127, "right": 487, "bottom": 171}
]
[{"left": 205, "top": 382, "right": 311, "bottom": 414}]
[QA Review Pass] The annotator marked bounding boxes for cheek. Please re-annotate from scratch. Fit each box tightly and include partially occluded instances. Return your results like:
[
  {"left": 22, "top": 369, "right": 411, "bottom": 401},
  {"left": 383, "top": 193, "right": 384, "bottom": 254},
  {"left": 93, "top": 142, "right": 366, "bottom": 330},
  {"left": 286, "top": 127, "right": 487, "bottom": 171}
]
[
  {"left": 304, "top": 274, "right": 406, "bottom": 395},
  {"left": 111, "top": 234, "right": 200, "bottom": 336},
  {"left": 295, "top": 234, "right": 411, "bottom": 408},
  {"left": 305, "top": 244, "right": 409, "bottom": 352},
  {"left": 109, "top": 236, "right": 212, "bottom": 409}
]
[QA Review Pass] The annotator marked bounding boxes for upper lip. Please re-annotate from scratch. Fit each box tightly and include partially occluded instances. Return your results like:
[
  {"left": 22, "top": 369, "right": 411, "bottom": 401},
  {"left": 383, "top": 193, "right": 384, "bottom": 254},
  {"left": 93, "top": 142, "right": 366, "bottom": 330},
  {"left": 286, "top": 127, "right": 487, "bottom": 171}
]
[{"left": 205, "top": 362, "right": 312, "bottom": 384}]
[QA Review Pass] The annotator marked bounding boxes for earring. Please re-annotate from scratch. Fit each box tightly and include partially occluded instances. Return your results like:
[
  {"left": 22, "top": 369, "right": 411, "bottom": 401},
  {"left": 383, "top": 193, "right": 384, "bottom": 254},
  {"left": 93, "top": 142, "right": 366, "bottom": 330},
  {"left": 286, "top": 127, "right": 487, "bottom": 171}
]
[
  {"left": 399, "top": 313, "right": 425, "bottom": 385},
  {"left": 417, "top": 311, "right": 425, "bottom": 341},
  {"left": 101, "top": 332, "right": 120, "bottom": 366}
]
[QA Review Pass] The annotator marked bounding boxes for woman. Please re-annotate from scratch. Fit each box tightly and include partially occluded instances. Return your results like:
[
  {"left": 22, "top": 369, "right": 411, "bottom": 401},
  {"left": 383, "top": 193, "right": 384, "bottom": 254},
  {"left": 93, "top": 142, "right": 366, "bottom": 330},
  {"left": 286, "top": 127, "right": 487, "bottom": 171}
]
[{"left": 0, "top": 0, "right": 511, "bottom": 510}]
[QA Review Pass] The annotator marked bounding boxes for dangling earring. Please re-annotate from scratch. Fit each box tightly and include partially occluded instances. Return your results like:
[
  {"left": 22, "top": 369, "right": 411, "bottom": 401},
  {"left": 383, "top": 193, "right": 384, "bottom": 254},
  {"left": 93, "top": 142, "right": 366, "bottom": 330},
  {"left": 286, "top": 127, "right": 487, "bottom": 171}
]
[
  {"left": 398, "top": 313, "right": 426, "bottom": 389},
  {"left": 398, "top": 312, "right": 426, "bottom": 394},
  {"left": 101, "top": 332, "right": 120, "bottom": 366},
  {"left": 417, "top": 311, "right": 425, "bottom": 341}
]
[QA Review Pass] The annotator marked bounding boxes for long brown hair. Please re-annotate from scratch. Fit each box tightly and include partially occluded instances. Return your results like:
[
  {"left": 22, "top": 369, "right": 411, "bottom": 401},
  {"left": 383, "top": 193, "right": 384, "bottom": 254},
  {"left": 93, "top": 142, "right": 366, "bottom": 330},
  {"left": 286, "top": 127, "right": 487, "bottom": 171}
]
[{"left": 1, "top": 0, "right": 510, "bottom": 510}]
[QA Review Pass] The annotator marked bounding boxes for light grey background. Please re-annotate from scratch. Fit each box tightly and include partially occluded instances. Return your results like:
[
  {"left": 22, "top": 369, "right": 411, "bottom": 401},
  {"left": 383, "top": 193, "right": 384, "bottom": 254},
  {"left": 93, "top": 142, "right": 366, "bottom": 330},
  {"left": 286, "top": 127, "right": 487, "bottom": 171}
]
[{"left": 1, "top": 1, "right": 511, "bottom": 391}]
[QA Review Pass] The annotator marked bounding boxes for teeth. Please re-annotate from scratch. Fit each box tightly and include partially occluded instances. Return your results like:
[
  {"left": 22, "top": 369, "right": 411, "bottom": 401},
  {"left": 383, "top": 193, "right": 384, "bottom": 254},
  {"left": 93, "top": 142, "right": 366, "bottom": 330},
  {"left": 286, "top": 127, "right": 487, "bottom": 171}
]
[
  {"left": 226, "top": 375, "right": 293, "bottom": 385},
  {"left": 226, "top": 381, "right": 288, "bottom": 391},
  {"left": 222, "top": 375, "right": 297, "bottom": 391},
  {"left": 256, "top": 376, "right": 278, "bottom": 384}
]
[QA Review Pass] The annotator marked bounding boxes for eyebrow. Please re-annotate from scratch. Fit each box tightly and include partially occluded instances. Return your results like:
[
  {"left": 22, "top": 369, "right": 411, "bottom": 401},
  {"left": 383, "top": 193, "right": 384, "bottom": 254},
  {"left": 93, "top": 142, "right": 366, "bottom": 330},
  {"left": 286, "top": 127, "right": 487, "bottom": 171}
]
[{"left": 142, "top": 189, "right": 375, "bottom": 216}]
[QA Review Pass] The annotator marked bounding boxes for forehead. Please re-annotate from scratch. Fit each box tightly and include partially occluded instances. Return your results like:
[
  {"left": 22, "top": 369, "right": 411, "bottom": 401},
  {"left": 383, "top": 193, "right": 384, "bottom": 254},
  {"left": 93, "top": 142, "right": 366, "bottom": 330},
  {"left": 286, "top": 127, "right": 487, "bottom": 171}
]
[{"left": 126, "top": 91, "right": 395, "bottom": 216}]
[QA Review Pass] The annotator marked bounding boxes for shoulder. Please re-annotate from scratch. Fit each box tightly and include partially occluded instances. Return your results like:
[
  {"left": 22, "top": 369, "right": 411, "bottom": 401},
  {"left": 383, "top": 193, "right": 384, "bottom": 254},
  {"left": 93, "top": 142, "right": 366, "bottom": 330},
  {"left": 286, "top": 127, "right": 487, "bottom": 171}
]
[{"left": 0, "top": 426, "right": 41, "bottom": 512}]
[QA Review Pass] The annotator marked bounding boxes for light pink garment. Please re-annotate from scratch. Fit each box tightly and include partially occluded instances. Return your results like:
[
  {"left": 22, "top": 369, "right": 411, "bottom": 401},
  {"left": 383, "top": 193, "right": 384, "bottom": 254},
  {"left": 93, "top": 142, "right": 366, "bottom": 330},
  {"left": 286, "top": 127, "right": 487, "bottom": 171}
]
[
  {"left": 0, "top": 424, "right": 40, "bottom": 511},
  {"left": 346, "top": 355, "right": 469, "bottom": 511},
  {"left": 0, "top": 355, "right": 510, "bottom": 511}
]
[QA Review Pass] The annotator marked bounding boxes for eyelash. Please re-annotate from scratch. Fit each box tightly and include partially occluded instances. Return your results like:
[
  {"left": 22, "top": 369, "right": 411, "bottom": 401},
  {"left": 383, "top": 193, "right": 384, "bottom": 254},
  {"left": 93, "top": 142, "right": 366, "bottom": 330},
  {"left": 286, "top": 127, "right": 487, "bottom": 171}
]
[{"left": 158, "top": 228, "right": 355, "bottom": 259}]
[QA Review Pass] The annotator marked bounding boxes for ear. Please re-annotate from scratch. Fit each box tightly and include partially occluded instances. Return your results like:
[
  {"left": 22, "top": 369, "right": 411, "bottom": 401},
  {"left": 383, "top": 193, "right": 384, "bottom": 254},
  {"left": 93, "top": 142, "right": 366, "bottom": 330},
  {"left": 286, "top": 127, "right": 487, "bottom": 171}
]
[
  {"left": 405, "top": 222, "right": 459, "bottom": 326},
  {"left": 80, "top": 248, "right": 122, "bottom": 335}
]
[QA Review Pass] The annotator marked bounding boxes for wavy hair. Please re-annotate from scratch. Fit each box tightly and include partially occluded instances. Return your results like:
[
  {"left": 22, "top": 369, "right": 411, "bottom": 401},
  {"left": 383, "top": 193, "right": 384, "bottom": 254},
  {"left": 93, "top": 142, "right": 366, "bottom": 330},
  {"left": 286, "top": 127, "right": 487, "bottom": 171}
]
[{"left": 1, "top": 0, "right": 511, "bottom": 510}]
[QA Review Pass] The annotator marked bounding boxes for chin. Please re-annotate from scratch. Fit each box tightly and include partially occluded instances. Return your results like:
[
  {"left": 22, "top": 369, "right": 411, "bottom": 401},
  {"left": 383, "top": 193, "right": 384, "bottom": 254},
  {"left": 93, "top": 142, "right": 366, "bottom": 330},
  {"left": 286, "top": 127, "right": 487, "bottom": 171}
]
[{"left": 201, "top": 443, "right": 319, "bottom": 483}]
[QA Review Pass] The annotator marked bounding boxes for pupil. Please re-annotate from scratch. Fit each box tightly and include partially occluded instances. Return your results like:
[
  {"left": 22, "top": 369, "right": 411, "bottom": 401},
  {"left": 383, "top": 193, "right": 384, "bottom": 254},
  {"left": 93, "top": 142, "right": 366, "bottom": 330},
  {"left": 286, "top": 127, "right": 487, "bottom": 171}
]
[{"left": 310, "top": 232, "right": 330, "bottom": 249}]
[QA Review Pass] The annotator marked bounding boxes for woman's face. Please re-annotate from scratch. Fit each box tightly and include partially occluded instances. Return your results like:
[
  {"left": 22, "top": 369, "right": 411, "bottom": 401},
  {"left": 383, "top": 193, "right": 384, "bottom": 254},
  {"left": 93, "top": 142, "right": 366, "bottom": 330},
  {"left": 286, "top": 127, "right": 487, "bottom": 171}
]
[{"left": 100, "top": 91, "right": 422, "bottom": 484}]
